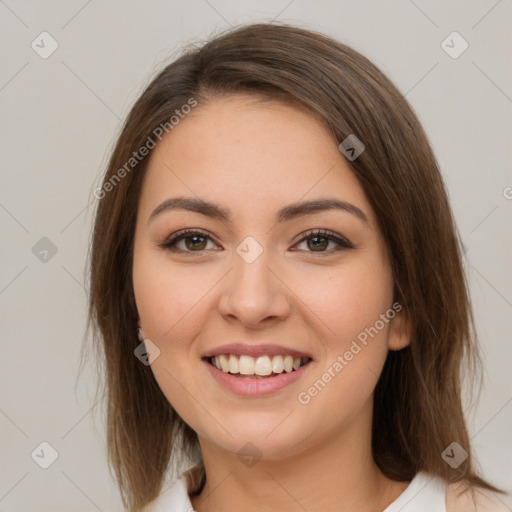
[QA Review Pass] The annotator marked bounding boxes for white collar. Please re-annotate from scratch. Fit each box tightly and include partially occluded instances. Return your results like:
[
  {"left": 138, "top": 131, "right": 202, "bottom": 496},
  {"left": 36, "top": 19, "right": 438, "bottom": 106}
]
[{"left": 145, "top": 465, "right": 447, "bottom": 512}]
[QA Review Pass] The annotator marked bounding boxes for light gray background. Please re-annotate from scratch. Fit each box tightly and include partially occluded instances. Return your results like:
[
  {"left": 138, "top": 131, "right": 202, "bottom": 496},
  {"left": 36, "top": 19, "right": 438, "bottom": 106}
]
[{"left": 1, "top": 1, "right": 511, "bottom": 511}]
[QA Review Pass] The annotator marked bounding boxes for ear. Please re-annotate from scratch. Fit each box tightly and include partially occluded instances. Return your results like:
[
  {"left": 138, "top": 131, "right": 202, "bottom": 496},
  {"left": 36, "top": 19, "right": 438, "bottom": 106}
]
[{"left": 388, "top": 307, "right": 413, "bottom": 351}]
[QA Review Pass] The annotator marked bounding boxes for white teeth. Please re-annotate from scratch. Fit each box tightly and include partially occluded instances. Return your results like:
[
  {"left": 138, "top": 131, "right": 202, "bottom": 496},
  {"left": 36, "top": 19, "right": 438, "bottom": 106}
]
[
  {"left": 210, "top": 354, "right": 309, "bottom": 376},
  {"left": 239, "top": 355, "right": 254, "bottom": 375},
  {"left": 272, "top": 355, "right": 284, "bottom": 373},
  {"left": 219, "top": 354, "right": 230, "bottom": 372},
  {"left": 228, "top": 354, "right": 239, "bottom": 373},
  {"left": 255, "top": 356, "right": 272, "bottom": 376}
]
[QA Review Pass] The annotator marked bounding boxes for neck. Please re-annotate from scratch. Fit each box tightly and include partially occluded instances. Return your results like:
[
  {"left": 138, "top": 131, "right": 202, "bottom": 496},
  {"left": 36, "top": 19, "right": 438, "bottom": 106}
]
[{"left": 190, "top": 400, "right": 409, "bottom": 512}]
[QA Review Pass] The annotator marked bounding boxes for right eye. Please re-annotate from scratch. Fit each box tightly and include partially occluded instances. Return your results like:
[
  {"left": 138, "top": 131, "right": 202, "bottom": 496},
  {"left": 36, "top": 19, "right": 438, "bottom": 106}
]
[{"left": 158, "top": 229, "right": 220, "bottom": 256}]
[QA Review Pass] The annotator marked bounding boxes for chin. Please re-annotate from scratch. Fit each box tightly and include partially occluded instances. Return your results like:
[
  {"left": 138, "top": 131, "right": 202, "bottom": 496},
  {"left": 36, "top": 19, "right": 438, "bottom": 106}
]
[{"left": 198, "top": 418, "right": 313, "bottom": 461}]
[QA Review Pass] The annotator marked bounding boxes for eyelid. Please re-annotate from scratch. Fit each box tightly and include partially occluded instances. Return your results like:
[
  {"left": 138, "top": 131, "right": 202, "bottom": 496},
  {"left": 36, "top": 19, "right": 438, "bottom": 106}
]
[
  {"left": 157, "top": 227, "right": 354, "bottom": 255},
  {"left": 294, "top": 228, "right": 353, "bottom": 250},
  {"left": 156, "top": 228, "right": 219, "bottom": 255}
]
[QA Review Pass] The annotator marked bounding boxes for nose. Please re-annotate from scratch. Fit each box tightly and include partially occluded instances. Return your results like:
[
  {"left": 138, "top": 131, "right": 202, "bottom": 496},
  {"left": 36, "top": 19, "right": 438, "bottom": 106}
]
[{"left": 217, "top": 245, "right": 291, "bottom": 329}]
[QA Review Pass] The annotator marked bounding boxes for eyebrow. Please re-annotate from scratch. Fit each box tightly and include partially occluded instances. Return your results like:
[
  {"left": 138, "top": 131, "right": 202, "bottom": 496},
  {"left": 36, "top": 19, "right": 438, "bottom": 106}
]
[{"left": 148, "top": 196, "right": 368, "bottom": 225}]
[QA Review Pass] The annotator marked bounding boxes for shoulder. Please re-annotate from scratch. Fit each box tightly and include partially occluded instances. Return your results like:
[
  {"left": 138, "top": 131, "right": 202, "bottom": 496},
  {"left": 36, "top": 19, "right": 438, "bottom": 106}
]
[
  {"left": 445, "top": 481, "right": 510, "bottom": 512},
  {"left": 144, "top": 463, "right": 204, "bottom": 512},
  {"left": 143, "top": 476, "right": 190, "bottom": 512}
]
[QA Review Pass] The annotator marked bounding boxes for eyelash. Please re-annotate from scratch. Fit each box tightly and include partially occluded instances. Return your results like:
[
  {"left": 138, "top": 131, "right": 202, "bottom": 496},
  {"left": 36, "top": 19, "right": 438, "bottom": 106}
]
[{"left": 157, "top": 228, "right": 354, "bottom": 257}]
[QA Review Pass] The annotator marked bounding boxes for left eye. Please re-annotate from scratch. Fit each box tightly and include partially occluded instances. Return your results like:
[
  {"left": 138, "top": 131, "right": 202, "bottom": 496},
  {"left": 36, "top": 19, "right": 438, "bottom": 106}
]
[
  {"left": 158, "top": 228, "right": 353, "bottom": 256},
  {"left": 294, "top": 229, "right": 353, "bottom": 253}
]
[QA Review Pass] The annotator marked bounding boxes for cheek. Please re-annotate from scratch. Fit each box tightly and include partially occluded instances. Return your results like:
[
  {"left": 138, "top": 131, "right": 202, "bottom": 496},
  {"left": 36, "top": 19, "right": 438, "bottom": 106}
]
[
  {"left": 132, "top": 252, "right": 213, "bottom": 426},
  {"left": 293, "top": 281, "right": 393, "bottom": 430},
  {"left": 295, "top": 257, "right": 394, "bottom": 346},
  {"left": 133, "top": 250, "right": 216, "bottom": 344},
  {"left": 291, "top": 258, "right": 394, "bottom": 403}
]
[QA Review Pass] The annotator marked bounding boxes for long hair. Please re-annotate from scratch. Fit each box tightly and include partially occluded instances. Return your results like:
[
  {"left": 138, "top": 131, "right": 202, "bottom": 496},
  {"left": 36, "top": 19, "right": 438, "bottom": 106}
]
[{"left": 84, "top": 22, "right": 502, "bottom": 511}]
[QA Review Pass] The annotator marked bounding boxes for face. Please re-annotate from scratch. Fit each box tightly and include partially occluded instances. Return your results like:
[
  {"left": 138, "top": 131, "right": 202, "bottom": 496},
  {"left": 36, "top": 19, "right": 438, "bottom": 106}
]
[{"left": 132, "top": 95, "right": 410, "bottom": 460}]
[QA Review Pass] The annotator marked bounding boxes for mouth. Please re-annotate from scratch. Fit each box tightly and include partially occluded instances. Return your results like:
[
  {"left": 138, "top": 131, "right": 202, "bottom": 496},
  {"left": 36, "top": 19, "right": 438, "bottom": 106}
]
[{"left": 203, "top": 354, "right": 312, "bottom": 379}]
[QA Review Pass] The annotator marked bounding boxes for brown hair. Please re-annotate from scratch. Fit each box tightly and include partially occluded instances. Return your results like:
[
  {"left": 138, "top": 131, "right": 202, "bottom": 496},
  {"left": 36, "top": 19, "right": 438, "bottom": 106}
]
[{"left": 84, "top": 22, "right": 503, "bottom": 511}]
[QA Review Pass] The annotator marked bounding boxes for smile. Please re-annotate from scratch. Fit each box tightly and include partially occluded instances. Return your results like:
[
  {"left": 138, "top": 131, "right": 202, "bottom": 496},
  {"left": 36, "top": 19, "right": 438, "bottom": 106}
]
[
  {"left": 203, "top": 354, "right": 313, "bottom": 396},
  {"left": 208, "top": 354, "right": 310, "bottom": 378}
]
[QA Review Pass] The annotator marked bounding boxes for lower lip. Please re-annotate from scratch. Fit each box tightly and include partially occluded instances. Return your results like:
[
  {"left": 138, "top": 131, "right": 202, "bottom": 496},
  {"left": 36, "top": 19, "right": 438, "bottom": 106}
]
[{"left": 203, "top": 359, "right": 312, "bottom": 396}]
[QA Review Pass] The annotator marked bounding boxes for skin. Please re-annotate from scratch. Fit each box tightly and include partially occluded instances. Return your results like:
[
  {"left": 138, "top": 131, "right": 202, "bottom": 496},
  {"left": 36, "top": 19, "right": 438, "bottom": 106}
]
[{"left": 132, "top": 94, "right": 414, "bottom": 512}]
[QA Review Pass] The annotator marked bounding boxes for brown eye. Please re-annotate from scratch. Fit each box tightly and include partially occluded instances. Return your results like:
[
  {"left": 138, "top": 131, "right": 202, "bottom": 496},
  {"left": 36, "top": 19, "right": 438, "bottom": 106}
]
[
  {"left": 158, "top": 228, "right": 353, "bottom": 257},
  {"left": 158, "top": 229, "right": 218, "bottom": 255},
  {"left": 183, "top": 235, "right": 208, "bottom": 251},
  {"left": 306, "top": 236, "right": 329, "bottom": 251},
  {"left": 293, "top": 229, "right": 353, "bottom": 255}
]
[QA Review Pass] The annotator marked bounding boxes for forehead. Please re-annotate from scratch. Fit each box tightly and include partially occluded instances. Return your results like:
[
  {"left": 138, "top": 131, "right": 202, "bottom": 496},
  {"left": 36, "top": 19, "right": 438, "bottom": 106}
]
[{"left": 139, "top": 95, "right": 374, "bottom": 227}]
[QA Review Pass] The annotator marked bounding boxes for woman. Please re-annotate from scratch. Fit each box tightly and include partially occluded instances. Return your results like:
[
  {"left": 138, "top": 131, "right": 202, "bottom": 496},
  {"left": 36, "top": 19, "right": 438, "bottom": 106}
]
[{"left": 86, "top": 23, "right": 507, "bottom": 511}]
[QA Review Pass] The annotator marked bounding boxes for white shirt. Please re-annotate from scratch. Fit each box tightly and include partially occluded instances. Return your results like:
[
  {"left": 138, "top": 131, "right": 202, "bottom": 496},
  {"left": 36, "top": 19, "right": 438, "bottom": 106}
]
[{"left": 144, "top": 463, "right": 448, "bottom": 511}]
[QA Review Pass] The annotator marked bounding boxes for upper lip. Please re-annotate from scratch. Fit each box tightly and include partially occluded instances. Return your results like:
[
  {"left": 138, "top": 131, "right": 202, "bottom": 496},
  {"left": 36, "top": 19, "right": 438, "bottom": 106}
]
[{"left": 202, "top": 343, "right": 313, "bottom": 360}]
